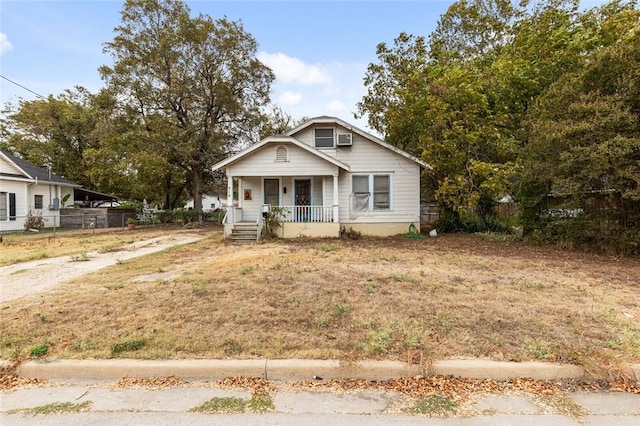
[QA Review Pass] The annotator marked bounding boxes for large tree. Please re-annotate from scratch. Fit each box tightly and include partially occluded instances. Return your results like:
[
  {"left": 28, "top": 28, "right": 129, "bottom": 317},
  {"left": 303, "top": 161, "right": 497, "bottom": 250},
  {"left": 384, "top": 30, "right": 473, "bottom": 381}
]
[
  {"left": 521, "top": 24, "right": 640, "bottom": 252},
  {"left": 357, "top": 2, "right": 522, "bottom": 221},
  {"left": 1, "top": 87, "right": 99, "bottom": 189},
  {"left": 100, "top": 0, "right": 274, "bottom": 211},
  {"left": 356, "top": 0, "right": 639, "bottom": 233}
]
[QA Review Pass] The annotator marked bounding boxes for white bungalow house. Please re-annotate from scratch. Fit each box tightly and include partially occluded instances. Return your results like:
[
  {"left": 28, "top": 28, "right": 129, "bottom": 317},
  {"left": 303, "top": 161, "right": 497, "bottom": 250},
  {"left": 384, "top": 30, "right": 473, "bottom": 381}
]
[
  {"left": 212, "top": 116, "right": 428, "bottom": 239},
  {"left": 0, "top": 150, "right": 80, "bottom": 232}
]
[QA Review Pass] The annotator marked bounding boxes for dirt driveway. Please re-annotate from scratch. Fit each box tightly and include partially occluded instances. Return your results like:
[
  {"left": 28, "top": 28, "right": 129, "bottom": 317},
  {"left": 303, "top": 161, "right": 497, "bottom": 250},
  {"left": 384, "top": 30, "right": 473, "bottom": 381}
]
[{"left": 0, "top": 234, "right": 202, "bottom": 303}]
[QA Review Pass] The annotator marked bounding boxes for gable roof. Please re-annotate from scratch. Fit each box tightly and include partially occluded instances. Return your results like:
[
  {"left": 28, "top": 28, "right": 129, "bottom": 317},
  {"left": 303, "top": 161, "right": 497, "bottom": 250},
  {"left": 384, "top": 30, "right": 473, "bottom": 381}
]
[
  {"left": 286, "top": 116, "right": 430, "bottom": 169},
  {"left": 0, "top": 150, "right": 80, "bottom": 187},
  {"left": 212, "top": 135, "right": 350, "bottom": 172}
]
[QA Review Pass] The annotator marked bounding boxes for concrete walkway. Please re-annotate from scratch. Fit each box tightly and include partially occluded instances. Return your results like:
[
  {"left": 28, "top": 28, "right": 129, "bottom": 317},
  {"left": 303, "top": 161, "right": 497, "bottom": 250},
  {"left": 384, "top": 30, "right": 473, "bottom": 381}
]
[
  {"left": 2, "top": 381, "right": 639, "bottom": 425},
  {"left": 2, "top": 359, "right": 639, "bottom": 425}
]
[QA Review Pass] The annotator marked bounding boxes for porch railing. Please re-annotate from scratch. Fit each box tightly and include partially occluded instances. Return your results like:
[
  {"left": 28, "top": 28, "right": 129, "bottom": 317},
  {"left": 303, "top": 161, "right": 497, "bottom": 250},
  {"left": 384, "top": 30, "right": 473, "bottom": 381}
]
[{"left": 276, "top": 205, "right": 334, "bottom": 223}]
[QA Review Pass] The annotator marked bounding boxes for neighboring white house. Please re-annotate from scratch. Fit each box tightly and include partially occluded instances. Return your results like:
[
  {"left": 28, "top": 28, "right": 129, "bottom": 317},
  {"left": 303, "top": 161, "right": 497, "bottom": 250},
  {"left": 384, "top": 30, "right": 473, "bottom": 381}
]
[
  {"left": 184, "top": 194, "right": 223, "bottom": 211},
  {"left": 212, "top": 116, "right": 428, "bottom": 238},
  {"left": 0, "top": 150, "right": 80, "bottom": 232}
]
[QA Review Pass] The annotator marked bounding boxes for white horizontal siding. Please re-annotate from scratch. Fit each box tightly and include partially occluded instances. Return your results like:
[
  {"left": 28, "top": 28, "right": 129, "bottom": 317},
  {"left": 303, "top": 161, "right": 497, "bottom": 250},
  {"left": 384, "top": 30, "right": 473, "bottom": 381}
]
[
  {"left": 0, "top": 181, "right": 67, "bottom": 231},
  {"left": 0, "top": 157, "right": 26, "bottom": 176},
  {"left": 0, "top": 180, "right": 27, "bottom": 232},
  {"left": 227, "top": 143, "right": 339, "bottom": 177},
  {"left": 291, "top": 124, "right": 421, "bottom": 224},
  {"left": 238, "top": 176, "right": 261, "bottom": 222}
]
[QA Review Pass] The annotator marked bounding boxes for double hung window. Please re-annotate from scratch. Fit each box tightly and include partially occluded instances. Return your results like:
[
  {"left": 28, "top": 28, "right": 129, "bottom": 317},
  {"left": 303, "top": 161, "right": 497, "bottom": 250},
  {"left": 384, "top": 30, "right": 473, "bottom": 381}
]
[
  {"left": 314, "top": 128, "right": 334, "bottom": 148},
  {"left": 351, "top": 174, "right": 391, "bottom": 211},
  {"left": 0, "top": 192, "right": 16, "bottom": 221},
  {"left": 34, "top": 195, "right": 44, "bottom": 210}
]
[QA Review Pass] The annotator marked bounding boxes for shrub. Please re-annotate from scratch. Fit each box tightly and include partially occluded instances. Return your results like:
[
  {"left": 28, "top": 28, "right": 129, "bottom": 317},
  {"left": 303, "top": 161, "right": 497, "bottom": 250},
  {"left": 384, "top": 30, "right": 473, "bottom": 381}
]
[
  {"left": 30, "top": 343, "right": 49, "bottom": 357},
  {"left": 340, "top": 226, "right": 362, "bottom": 240},
  {"left": 24, "top": 210, "right": 45, "bottom": 230},
  {"left": 262, "top": 206, "right": 287, "bottom": 238}
]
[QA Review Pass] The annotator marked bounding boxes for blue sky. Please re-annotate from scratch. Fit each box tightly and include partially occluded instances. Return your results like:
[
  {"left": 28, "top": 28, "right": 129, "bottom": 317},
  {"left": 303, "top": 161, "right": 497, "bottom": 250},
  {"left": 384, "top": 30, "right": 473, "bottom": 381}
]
[{"left": 0, "top": 0, "right": 612, "bottom": 132}]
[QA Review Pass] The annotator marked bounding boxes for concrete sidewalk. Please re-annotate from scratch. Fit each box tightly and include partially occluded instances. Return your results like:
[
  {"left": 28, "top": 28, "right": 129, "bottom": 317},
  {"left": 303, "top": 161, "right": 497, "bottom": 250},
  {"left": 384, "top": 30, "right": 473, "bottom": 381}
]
[
  {"left": 2, "top": 359, "right": 639, "bottom": 425},
  {"left": 2, "top": 380, "right": 639, "bottom": 425}
]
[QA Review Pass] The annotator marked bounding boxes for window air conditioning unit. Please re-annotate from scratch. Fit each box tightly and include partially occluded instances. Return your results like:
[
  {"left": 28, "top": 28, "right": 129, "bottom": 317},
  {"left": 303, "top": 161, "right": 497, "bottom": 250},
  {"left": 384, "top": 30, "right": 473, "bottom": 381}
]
[{"left": 337, "top": 133, "right": 353, "bottom": 146}]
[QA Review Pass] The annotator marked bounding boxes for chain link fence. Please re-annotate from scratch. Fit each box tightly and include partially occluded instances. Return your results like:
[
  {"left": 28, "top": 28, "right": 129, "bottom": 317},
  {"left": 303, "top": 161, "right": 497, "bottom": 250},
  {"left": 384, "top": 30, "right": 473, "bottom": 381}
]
[{"left": 1, "top": 209, "right": 225, "bottom": 236}]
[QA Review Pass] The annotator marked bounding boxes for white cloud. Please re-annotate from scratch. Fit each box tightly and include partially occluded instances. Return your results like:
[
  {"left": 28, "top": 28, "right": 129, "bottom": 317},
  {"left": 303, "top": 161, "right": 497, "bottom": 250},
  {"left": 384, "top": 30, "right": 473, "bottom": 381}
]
[
  {"left": 258, "top": 52, "right": 331, "bottom": 85},
  {"left": 279, "top": 91, "right": 302, "bottom": 105},
  {"left": 326, "top": 99, "right": 344, "bottom": 112},
  {"left": 257, "top": 52, "right": 375, "bottom": 132},
  {"left": 0, "top": 33, "right": 14, "bottom": 55}
]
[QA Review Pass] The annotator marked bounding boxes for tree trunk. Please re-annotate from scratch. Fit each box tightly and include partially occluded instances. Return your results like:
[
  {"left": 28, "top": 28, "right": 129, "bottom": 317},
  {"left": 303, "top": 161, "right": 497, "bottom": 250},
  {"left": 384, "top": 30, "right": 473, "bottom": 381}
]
[
  {"left": 164, "top": 174, "right": 172, "bottom": 210},
  {"left": 192, "top": 167, "right": 204, "bottom": 222}
]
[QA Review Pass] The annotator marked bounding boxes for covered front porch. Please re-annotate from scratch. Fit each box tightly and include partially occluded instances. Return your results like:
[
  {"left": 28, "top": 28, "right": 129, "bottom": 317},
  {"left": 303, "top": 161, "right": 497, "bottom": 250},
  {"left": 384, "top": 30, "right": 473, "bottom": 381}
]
[{"left": 223, "top": 174, "right": 342, "bottom": 239}]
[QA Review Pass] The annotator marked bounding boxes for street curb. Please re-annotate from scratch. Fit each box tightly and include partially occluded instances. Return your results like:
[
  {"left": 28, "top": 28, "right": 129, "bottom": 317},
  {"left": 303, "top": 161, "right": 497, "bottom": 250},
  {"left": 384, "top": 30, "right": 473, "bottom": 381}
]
[
  {"left": 8, "top": 359, "right": 627, "bottom": 383},
  {"left": 431, "top": 359, "right": 585, "bottom": 381}
]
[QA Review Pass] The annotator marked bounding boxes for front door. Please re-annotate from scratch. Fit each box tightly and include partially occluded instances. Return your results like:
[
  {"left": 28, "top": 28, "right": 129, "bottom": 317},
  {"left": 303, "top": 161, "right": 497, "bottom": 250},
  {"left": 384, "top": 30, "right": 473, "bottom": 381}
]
[{"left": 294, "top": 179, "right": 311, "bottom": 222}]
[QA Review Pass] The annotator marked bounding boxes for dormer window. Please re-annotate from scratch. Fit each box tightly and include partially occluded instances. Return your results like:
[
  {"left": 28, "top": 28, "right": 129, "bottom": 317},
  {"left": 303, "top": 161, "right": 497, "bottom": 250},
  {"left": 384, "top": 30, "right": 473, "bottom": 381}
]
[
  {"left": 314, "top": 128, "right": 334, "bottom": 148},
  {"left": 275, "top": 146, "right": 288, "bottom": 162}
]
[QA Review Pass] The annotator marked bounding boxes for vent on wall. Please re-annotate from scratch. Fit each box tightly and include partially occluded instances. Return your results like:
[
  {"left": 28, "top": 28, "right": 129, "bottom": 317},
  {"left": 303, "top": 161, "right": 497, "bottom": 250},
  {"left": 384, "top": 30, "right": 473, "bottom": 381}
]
[
  {"left": 337, "top": 133, "right": 352, "bottom": 146},
  {"left": 275, "top": 146, "right": 288, "bottom": 162}
]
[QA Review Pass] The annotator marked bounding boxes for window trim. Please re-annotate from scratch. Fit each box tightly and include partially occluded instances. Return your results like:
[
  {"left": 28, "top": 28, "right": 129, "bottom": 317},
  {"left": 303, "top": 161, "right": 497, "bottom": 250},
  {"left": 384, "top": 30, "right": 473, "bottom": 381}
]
[
  {"left": 34, "top": 194, "right": 44, "bottom": 210},
  {"left": 0, "top": 192, "right": 7, "bottom": 221},
  {"left": 1, "top": 192, "right": 16, "bottom": 221},
  {"left": 351, "top": 173, "right": 392, "bottom": 211},
  {"left": 314, "top": 127, "right": 335, "bottom": 148},
  {"left": 263, "top": 177, "right": 280, "bottom": 206}
]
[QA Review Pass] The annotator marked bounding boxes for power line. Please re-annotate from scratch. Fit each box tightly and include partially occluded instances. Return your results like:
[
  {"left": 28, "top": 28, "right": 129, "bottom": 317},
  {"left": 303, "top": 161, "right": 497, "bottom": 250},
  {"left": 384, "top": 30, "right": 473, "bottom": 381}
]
[{"left": 0, "top": 74, "right": 46, "bottom": 99}]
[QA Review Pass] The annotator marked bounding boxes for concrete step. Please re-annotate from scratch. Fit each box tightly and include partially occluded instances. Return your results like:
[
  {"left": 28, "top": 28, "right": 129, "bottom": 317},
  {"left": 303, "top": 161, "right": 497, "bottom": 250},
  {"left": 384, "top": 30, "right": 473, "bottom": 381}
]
[{"left": 230, "top": 223, "right": 259, "bottom": 244}]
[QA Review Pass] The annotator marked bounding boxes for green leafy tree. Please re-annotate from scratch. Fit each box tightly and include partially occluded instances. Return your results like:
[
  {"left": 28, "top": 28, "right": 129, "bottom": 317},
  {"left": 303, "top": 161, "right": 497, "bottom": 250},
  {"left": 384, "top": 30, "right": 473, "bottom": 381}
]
[
  {"left": 256, "top": 106, "right": 302, "bottom": 140},
  {"left": 522, "top": 21, "right": 640, "bottom": 253},
  {"left": 100, "top": 0, "right": 274, "bottom": 211},
  {"left": 356, "top": 32, "right": 429, "bottom": 156},
  {"left": 357, "top": 2, "right": 520, "bottom": 224},
  {"left": 84, "top": 89, "right": 179, "bottom": 205},
  {"left": 429, "top": 0, "right": 523, "bottom": 65},
  {"left": 1, "top": 87, "right": 99, "bottom": 188}
]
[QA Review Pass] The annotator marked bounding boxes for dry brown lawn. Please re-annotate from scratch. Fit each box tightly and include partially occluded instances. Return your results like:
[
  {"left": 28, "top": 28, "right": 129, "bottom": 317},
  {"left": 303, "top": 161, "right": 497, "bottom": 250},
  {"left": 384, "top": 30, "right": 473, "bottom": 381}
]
[
  {"left": 0, "top": 226, "right": 183, "bottom": 266},
  {"left": 1, "top": 226, "right": 639, "bottom": 378}
]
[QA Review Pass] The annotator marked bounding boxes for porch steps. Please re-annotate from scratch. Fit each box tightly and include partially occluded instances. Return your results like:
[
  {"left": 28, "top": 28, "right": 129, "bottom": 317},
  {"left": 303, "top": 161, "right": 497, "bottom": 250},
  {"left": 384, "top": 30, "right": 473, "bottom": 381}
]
[{"left": 230, "top": 222, "right": 259, "bottom": 244}]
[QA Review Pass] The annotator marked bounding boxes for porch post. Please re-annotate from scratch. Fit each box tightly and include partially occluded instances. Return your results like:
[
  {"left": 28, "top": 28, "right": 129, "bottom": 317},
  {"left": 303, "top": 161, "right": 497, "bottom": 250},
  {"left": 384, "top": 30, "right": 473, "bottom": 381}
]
[
  {"left": 332, "top": 173, "right": 339, "bottom": 223},
  {"left": 227, "top": 174, "right": 234, "bottom": 223}
]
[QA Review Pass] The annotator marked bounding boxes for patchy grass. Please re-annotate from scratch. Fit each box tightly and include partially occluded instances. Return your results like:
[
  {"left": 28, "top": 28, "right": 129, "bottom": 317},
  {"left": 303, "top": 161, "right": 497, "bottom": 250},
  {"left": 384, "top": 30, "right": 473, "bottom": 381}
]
[
  {"left": 69, "top": 252, "right": 91, "bottom": 262},
  {"left": 190, "top": 396, "right": 248, "bottom": 413},
  {"left": 1, "top": 231, "right": 639, "bottom": 376},
  {"left": 189, "top": 393, "right": 274, "bottom": 414},
  {"left": 111, "top": 339, "right": 147, "bottom": 356},
  {"left": 0, "top": 226, "right": 185, "bottom": 266},
  {"left": 7, "top": 401, "right": 92, "bottom": 415},
  {"left": 408, "top": 394, "right": 458, "bottom": 417}
]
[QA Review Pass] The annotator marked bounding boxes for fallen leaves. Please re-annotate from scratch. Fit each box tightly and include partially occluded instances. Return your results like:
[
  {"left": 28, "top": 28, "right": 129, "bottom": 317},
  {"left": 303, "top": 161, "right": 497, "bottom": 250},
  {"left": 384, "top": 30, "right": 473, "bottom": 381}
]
[
  {"left": 0, "top": 374, "right": 47, "bottom": 391},
  {"left": 610, "top": 380, "right": 640, "bottom": 394},
  {"left": 216, "top": 376, "right": 277, "bottom": 396},
  {"left": 114, "top": 375, "right": 188, "bottom": 389}
]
